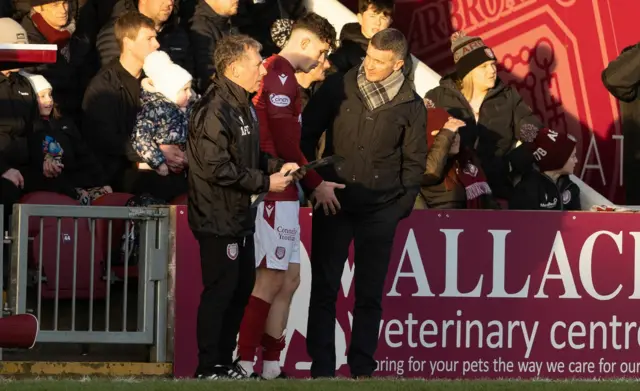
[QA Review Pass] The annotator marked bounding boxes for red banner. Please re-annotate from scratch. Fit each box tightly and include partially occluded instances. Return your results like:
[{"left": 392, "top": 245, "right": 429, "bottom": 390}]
[
  {"left": 340, "top": 0, "right": 635, "bottom": 204},
  {"left": 173, "top": 206, "right": 640, "bottom": 379}
]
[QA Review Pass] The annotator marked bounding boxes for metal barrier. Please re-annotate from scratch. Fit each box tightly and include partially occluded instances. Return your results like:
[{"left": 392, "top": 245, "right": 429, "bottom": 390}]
[{"left": 7, "top": 204, "right": 171, "bottom": 363}]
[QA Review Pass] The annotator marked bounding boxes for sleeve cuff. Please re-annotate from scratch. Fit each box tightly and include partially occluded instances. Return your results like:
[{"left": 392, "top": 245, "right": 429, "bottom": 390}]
[{"left": 301, "top": 169, "right": 323, "bottom": 190}]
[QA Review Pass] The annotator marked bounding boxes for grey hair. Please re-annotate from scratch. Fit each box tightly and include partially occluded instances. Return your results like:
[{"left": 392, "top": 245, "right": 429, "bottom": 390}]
[{"left": 214, "top": 34, "right": 263, "bottom": 75}]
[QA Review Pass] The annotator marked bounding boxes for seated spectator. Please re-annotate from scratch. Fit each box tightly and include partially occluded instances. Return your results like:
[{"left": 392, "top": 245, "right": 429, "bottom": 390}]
[
  {"left": 130, "top": 50, "right": 193, "bottom": 202},
  {"left": 425, "top": 30, "right": 543, "bottom": 200},
  {"left": 0, "top": 18, "right": 37, "bottom": 186},
  {"left": 329, "top": 0, "right": 412, "bottom": 81},
  {"left": 417, "top": 107, "right": 499, "bottom": 210},
  {"left": 509, "top": 127, "right": 580, "bottom": 211},
  {"left": 97, "top": 0, "right": 192, "bottom": 72},
  {"left": 22, "top": 72, "right": 112, "bottom": 204},
  {"left": 82, "top": 11, "right": 162, "bottom": 192},
  {"left": 189, "top": 0, "right": 239, "bottom": 93},
  {"left": 21, "top": 0, "right": 91, "bottom": 122}
]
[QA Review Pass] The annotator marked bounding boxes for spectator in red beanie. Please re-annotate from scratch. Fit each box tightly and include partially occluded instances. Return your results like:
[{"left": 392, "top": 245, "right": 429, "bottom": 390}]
[
  {"left": 509, "top": 127, "right": 580, "bottom": 211},
  {"left": 416, "top": 107, "right": 499, "bottom": 209}
]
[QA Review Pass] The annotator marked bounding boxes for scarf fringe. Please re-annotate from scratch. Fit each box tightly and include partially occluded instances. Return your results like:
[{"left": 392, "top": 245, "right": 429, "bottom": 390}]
[{"left": 465, "top": 181, "right": 492, "bottom": 200}]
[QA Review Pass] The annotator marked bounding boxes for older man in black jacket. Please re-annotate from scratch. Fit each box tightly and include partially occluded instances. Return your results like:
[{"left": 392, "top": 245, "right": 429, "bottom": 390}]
[
  {"left": 187, "top": 33, "right": 301, "bottom": 380},
  {"left": 301, "top": 28, "right": 426, "bottom": 378}
]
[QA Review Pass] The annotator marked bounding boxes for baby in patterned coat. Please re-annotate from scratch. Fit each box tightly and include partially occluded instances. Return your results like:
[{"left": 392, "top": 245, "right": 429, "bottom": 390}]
[{"left": 132, "top": 51, "right": 195, "bottom": 176}]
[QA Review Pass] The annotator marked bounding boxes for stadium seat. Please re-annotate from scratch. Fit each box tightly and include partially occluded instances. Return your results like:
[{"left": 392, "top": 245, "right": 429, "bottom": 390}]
[
  {"left": 92, "top": 193, "right": 139, "bottom": 281},
  {"left": 171, "top": 193, "right": 187, "bottom": 205},
  {"left": 18, "top": 191, "right": 106, "bottom": 300}
]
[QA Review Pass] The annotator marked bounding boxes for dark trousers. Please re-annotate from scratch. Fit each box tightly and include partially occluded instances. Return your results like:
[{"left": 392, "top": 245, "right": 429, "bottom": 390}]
[
  {"left": 306, "top": 204, "right": 402, "bottom": 378},
  {"left": 196, "top": 235, "right": 256, "bottom": 375}
]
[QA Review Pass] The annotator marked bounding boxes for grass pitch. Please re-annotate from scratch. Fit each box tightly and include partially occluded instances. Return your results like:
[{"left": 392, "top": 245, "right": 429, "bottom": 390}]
[{"left": 1, "top": 379, "right": 639, "bottom": 391}]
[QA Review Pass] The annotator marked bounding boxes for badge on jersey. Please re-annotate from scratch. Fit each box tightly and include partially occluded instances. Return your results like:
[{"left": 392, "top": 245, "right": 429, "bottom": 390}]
[
  {"left": 275, "top": 246, "right": 286, "bottom": 260},
  {"left": 278, "top": 73, "right": 288, "bottom": 85},
  {"left": 227, "top": 243, "right": 238, "bottom": 260}
]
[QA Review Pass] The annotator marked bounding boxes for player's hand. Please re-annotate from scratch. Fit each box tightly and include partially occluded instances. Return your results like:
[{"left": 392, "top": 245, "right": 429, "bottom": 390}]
[
  {"left": 269, "top": 172, "right": 293, "bottom": 192},
  {"left": 2, "top": 168, "right": 24, "bottom": 189},
  {"left": 311, "top": 181, "right": 345, "bottom": 215},
  {"left": 280, "top": 163, "right": 300, "bottom": 176}
]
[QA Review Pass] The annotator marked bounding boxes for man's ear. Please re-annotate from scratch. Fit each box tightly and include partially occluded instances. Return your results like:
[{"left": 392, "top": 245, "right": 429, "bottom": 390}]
[
  {"left": 356, "top": 13, "right": 363, "bottom": 25},
  {"left": 300, "top": 37, "right": 310, "bottom": 50},
  {"left": 392, "top": 59, "right": 405, "bottom": 72}
]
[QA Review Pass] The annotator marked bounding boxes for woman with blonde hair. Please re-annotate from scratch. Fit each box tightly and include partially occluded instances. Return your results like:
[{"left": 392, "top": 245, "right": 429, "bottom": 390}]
[{"left": 425, "top": 31, "right": 543, "bottom": 199}]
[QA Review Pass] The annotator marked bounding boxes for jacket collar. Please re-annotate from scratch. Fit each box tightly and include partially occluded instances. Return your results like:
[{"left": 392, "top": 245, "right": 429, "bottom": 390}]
[
  {"left": 345, "top": 67, "right": 418, "bottom": 111},
  {"left": 214, "top": 76, "right": 251, "bottom": 108}
]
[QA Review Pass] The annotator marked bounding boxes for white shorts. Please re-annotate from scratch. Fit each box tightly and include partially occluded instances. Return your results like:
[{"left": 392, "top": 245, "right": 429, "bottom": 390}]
[{"left": 254, "top": 200, "right": 300, "bottom": 270}]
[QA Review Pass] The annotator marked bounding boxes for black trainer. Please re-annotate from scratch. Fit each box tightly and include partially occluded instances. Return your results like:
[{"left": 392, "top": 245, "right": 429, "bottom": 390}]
[
  {"left": 197, "top": 360, "right": 249, "bottom": 380},
  {"left": 249, "top": 372, "right": 264, "bottom": 380}
]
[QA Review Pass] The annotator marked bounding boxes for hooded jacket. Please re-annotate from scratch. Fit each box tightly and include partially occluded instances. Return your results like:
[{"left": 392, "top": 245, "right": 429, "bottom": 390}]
[
  {"left": 96, "top": 0, "right": 192, "bottom": 72},
  {"left": 424, "top": 74, "right": 543, "bottom": 199},
  {"left": 132, "top": 88, "right": 191, "bottom": 169}
]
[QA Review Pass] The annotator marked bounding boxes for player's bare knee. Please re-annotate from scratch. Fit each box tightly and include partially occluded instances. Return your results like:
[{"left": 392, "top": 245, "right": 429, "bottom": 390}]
[{"left": 253, "top": 268, "right": 286, "bottom": 301}]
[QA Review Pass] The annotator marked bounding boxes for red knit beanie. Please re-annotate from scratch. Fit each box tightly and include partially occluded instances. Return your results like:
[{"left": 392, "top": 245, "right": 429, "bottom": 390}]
[{"left": 532, "top": 128, "right": 577, "bottom": 171}]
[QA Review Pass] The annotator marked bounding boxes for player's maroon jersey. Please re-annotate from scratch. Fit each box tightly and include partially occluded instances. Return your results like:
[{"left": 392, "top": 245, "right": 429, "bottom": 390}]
[{"left": 253, "top": 55, "right": 323, "bottom": 202}]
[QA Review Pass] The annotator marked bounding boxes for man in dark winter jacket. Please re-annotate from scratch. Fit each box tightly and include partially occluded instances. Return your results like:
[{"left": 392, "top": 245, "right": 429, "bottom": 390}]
[
  {"left": 189, "top": 0, "right": 238, "bottom": 93},
  {"left": 301, "top": 28, "right": 426, "bottom": 378},
  {"left": 602, "top": 43, "right": 640, "bottom": 205},
  {"left": 329, "top": 0, "right": 412, "bottom": 81},
  {"left": 82, "top": 11, "right": 160, "bottom": 191},
  {"left": 96, "top": 0, "right": 192, "bottom": 73},
  {"left": 21, "top": 0, "right": 91, "bottom": 122},
  {"left": 187, "top": 34, "right": 299, "bottom": 380}
]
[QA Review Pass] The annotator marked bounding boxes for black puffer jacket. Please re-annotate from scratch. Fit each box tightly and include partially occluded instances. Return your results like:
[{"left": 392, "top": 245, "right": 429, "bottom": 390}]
[
  {"left": 509, "top": 171, "right": 581, "bottom": 211},
  {"left": 96, "top": 0, "right": 192, "bottom": 72},
  {"left": 425, "top": 74, "right": 543, "bottom": 199},
  {"left": 233, "top": 0, "right": 306, "bottom": 58},
  {"left": 602, "top": 43, "right": 640, "bottom": 204},
  {"left": 21, "top": 15, "right": 91, "bottom": 121},
  {"left": 187, "top": 76, "right": 282, "bottom": 238},
  {"left": 301, "top": 68, "right": 427, "bottom": 215},
  {"left": 0, "top": 72, "right": 38, "bottom": 174},
  {"left": 189, "top": 0, "right": 237, "bottom": 93},
  {"left": 329, "top": 22, "right": 413, "bottom": 82}
]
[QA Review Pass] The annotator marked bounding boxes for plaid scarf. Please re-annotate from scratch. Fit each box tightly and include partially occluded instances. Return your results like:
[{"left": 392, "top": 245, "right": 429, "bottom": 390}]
[{"left": 357, "top": 64, "right": 405, "bottom": 111}]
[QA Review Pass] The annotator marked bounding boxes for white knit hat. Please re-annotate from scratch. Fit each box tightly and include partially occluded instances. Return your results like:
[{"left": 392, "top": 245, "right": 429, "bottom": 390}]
[
  {"left": 20, "top": 71, "right": 52, "bottom": 94},
  {"left": 0, "top": 18, "right": 28, "bottom": 44},
  {"left": 142, "top": 51, "right": 192, "bottom": 104}
]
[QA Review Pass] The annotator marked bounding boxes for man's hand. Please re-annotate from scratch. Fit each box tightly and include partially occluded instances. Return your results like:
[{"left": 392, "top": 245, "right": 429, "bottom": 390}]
[
  {"left": 155, "top": 163, "right": 169, "bottom": 176},
  {"left": 43, "top": 158, "right": 63, "bottom": 178},
  {"left": 310, "top": 180, "right": 346, "bottom": 215},
  {"left": 269, "top": 172, "right": 293, "bottom": 192},
  {"left": 160, "top": 145, "right": 186, "bottom": 173},
  {"left": 281, "top": 162, "right": 307, "bottom": 181},
  {"left": 2, "top": 168, "right": 24, "bottom": 189}
]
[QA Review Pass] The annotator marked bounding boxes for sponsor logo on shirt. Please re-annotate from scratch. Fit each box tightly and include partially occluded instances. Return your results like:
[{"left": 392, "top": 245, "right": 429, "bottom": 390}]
[
  {"left": 269, "top": 93, "right": 291, "bottom": 107},
  {"left": 562, "top": 190, "right": 571, "bottom": 204},
  {"left": 18, "top": 91, "right": 29, "bottom": 96}
]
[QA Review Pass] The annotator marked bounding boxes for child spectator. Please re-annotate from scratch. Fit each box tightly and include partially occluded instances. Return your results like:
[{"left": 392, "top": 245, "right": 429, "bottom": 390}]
[
  {"left": 509, "top": 127, "right": 580, "bottom": 211},
  {"left": 22, "top": 71, "right": 112, "bottom": 204},
  {"left": 131, "top": 50, "right": 193, "bottom": 202},
  {"left": 417, "top": 107, "right": 499, "bottom": 209}
]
